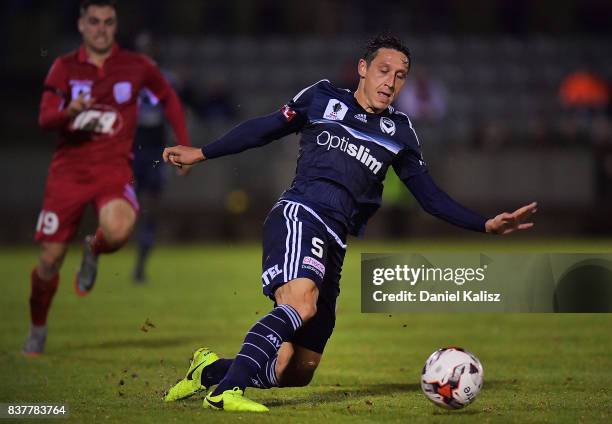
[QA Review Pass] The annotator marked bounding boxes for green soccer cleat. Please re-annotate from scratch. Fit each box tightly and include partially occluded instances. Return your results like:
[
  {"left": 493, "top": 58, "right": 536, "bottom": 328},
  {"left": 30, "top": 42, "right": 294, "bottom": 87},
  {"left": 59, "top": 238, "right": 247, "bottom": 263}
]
[
  {"left": 203, "top": 387, "right": 269, "bottom": 412},
  {"left": 163, "top": 348, "right": 220, "bottom": 402}
]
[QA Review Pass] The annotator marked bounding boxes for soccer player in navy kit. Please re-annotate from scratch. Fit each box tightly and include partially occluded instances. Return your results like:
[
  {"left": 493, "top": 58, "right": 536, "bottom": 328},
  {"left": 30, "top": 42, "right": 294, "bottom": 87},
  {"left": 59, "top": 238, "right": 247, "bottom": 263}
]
[{"left": 162, "top": 35, "right": 537, "bottom": 412}]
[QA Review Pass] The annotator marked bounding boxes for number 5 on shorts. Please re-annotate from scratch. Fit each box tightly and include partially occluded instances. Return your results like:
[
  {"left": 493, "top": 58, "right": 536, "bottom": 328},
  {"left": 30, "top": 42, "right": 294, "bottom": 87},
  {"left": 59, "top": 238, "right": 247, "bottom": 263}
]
[{"left": 311, "top": 237, "right": 324, "bottom": 258}]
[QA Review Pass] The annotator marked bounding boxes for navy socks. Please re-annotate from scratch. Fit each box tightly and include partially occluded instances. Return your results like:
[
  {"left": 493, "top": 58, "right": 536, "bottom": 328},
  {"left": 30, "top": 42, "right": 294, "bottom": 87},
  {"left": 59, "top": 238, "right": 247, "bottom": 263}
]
[{"left": 211, "top": 305, "right": 302, "bottom": 395}]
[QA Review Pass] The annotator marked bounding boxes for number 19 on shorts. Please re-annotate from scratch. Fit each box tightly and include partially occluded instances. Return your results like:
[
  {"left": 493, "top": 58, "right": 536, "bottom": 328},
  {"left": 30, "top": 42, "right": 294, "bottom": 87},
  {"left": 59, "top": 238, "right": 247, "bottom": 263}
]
[{"left": 36, "top": 210, "right": 59, "bottom": 235}]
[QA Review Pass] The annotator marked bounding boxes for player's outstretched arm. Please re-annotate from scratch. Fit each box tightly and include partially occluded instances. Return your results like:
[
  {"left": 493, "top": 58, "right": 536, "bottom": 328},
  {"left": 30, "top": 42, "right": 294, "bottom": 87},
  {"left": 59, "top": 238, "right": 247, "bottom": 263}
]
[
  {"left": 403, "top": 172, "right": 537, "bottom": 235},
  {"left": 163, "top": 110, "right": 306, "bottom": 170},
  {"left": 484, "top": 202, "right": 537, "bottom": 235}
]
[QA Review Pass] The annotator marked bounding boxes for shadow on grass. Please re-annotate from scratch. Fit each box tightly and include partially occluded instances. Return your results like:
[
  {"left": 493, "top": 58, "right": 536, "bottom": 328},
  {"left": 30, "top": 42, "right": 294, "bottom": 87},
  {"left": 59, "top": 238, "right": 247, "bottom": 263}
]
[
  {"left": 263, "top": 379, "right": 513, "bottom": 409},
  {"left": 263, "top": 383, "right": 419, "bottom": 407},
  {"left": 67, "top": 336, "right": 202, "bottom": 350}
]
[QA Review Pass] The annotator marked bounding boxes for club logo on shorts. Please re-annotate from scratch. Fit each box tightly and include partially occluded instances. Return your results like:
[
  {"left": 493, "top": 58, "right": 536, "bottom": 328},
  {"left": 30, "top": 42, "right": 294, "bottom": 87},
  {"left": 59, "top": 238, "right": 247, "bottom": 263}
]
[
  {"left": 113, "top": 81, "right": 132, "bottom": 104},
  {"left": 302, "top": 256, "right": 325, "bottom": 279},
  {"left": 323, "top": 99, "right": 348, "bottom": 121},
  {"left": 380, "top": 116, "right": 396, "bottom": 136}
]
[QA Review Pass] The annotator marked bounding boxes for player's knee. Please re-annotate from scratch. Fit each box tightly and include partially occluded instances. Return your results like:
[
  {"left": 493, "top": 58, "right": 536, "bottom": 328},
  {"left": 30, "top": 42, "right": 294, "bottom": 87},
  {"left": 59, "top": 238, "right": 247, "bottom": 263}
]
[
  {"left": 103, "top": 220, "right": 134, "bottom": 247},
  {"left": 38, "top": 249, "right": 65, "bottom": 276},
  {"left": 275, "top": 278, "right": 319, "bottom": 322},
  {"left": 292, "top": 302, "right": 317, "bottom": 322},
  {"left": 38, "top": 256, "right": 61, "bottom": 276}
]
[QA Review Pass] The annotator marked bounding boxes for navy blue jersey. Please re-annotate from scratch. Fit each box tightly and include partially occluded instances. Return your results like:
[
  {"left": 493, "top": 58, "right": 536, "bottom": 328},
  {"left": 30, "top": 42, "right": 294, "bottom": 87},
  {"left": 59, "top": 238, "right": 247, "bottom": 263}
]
[
  {"left": 280, "top": 79, "right": 427, "bottom": 236},
  {"left": 202, "top": 80, "right": 486, "bottom": 241}
]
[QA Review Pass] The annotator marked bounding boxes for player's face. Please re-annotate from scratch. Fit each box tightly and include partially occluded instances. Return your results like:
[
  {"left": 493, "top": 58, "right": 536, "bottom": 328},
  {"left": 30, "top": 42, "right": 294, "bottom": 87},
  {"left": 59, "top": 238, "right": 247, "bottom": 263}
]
[
  {"left": 357, "top": 48, "right": 409, "bottom": 113},
  {"left": 78, "top": 6, "right": 117, "bottom": 54}
]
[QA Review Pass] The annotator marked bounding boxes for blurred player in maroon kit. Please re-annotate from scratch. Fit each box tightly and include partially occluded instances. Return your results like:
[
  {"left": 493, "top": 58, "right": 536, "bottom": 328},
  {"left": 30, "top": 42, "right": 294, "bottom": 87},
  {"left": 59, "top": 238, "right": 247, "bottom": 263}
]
[{"left": 24, "top": 0, "right": 191, "bottom": 355}]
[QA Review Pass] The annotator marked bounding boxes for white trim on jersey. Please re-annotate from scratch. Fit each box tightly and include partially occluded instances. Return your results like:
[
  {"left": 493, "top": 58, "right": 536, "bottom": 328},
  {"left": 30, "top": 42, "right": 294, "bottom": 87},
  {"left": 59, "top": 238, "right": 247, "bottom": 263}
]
[
  {"left": 406, "top": 116, "right": 421, "bottom": 146},
  {"left": 292, "top": 79, "right": 330, "bottom": 102},
  {"left": 279, "top": 200, "right": 347, "bottom": 250}
]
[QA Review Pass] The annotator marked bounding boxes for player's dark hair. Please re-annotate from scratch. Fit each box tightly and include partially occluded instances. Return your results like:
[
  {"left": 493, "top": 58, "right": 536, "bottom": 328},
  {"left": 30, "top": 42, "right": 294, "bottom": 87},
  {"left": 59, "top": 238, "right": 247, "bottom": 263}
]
[
  {"left": 363, "top": 34, "right": 411, "bottom": 69},
  {"left": 80, "top": 0, "right": 117, "bottom": 15}
]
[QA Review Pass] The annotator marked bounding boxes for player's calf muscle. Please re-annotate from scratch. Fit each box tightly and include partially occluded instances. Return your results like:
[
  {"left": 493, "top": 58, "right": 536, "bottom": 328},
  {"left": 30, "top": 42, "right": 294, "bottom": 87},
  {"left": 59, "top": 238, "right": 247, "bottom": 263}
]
[
  {"left": 278, "top": 361, "right": 319, "bottom": 387},
  {"left": 279, "top": 369, "right": 316, "bottom": 387},
  {"left": 276, "top": 345, "right": 321, "bottom": 387}
]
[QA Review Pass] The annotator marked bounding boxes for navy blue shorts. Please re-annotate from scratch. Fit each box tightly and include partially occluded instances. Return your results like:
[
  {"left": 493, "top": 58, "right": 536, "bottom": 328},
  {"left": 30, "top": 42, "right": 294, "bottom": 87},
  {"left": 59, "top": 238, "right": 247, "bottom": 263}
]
[{"left": 261, "top": 200, "right": 347, "bottom": 354}]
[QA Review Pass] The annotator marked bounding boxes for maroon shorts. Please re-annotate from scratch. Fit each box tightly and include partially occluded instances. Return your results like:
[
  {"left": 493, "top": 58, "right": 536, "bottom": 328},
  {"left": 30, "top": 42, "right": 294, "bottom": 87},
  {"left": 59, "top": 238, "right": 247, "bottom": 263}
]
[{"left": 35, "top": 169, "right": 139, "bottom": 243}]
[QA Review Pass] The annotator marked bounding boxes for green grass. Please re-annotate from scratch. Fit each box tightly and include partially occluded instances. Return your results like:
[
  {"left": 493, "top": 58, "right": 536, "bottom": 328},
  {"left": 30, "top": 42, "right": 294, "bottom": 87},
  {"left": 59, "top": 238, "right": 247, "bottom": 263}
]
[{"left": 0, "top": 240, "right": 611, "bottom": 423}]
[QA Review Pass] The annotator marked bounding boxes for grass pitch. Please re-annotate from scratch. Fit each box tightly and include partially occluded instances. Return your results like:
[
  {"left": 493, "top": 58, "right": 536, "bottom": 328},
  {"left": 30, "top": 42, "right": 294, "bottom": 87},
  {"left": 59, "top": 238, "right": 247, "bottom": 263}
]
[{"left": 1, "top": 240, "right": 611, "bottom": 423}]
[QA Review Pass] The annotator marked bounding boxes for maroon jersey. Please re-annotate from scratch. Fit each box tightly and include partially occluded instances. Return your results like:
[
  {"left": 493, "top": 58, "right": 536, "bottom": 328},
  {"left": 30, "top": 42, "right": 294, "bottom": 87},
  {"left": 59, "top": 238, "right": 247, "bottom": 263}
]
[{"left": 39, "top": 43, "right": 190, "bottom": 178}]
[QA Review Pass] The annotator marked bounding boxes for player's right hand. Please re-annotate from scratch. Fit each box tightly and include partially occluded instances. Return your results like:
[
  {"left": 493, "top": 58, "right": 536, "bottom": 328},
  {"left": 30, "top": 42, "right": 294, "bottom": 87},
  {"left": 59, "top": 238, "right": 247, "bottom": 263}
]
[
  {"left": 66, "top": 93, "right": 95, "bottom": 118},
  {"left": 162, "top": 145, "right": 205, "bottom": 168}
]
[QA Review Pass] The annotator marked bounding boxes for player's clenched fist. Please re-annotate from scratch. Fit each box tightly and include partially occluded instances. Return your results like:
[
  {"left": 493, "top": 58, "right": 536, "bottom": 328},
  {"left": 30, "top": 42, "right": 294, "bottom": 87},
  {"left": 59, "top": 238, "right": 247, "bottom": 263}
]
[
  {"left": 163, "top": 145, "right": 205, "bottom": 167},
  {"left": 66, "top": 93, "right": 95, "bottom": 118}
]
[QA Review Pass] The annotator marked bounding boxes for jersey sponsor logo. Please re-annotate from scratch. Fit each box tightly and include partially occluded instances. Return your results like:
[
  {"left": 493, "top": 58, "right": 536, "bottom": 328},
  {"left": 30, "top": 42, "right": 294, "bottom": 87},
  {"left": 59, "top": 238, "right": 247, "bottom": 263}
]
[
  {"left": 262, "top": 264, "right": 283, "bottom": 286},
  {"left": 354, "top": 113, "right": 367, "bottom": 123},
  {"left": 323, "top": 99, "right": 348, "bottom": 121},
  {"left": 380, "top": 116, "right": 396, "bottom": 136},
  {"left": 71, "top": 105, "right": 123, "bottom": 135},
  {"left": 280, "top": 104, "right": 296, "bottom": 122},
  {"left": 69, "top": 80, "right": 93, "bottom": 101},
  {"left": 316, "top": 130, "right": 383, "bottom": 175},
  {"left": 302, "top": 256, "right": 325, "bottom": 278},
  {"left": 113, "top": 81, "right": 132, "bottom": 104}
]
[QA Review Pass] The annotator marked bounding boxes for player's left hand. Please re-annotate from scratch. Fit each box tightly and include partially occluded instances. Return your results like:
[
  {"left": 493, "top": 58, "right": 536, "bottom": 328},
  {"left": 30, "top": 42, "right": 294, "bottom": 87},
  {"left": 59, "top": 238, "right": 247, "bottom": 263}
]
[{"left": 485, "top": 202, "right": 537, "bottom": 235}]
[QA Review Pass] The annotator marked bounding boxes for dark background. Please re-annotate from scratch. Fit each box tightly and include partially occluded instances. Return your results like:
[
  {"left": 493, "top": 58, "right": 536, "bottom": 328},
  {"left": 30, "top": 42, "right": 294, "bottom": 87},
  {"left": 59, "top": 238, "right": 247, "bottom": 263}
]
[{"left": 2, "top": 0, "right": 611, "bottom": 243}]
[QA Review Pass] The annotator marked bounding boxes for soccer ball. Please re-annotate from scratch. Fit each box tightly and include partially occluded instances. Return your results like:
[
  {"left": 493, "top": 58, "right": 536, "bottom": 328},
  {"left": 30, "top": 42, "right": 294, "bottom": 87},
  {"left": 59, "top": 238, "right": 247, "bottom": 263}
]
[{"left": 420, "top": 347, "right": 484, "bottom": 409}]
